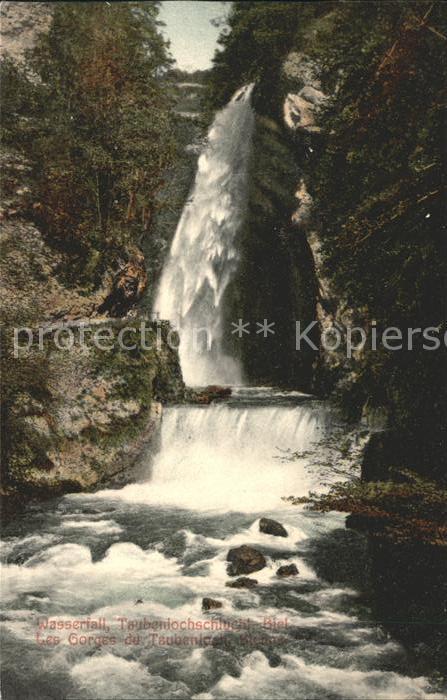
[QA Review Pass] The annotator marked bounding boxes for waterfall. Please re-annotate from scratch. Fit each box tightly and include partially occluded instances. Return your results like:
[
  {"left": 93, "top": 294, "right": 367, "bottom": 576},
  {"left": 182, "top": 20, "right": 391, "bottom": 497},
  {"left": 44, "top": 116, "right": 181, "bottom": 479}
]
[
  {"left": 155, "top": 85, "right": 255, "bottom": 386},
  {"left": 95, "top": 388, "right": 330, "bottom": 512}
]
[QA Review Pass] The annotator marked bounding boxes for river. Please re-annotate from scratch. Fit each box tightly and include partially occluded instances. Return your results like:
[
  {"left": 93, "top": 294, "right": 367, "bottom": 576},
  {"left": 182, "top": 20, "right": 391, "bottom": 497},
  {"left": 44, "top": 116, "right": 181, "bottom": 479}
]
[{"left": 1, "top": 388, "right": 444, "bottom": 699}]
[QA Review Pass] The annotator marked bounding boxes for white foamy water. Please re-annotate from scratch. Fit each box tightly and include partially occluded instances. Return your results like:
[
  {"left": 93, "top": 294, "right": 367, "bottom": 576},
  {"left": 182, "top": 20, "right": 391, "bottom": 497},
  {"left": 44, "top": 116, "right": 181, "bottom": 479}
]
[
  {"left": 87, "top": 398, "right": 329, "bottom": 512},
  {"left": 195, "top": 651, "right": 446, "bottom": 700},
  {"left": 59, "top": 519, "right": 123, "bottom": 534},
  {"left": 155, "top": 85, "right": 255, "bottom": 386}
]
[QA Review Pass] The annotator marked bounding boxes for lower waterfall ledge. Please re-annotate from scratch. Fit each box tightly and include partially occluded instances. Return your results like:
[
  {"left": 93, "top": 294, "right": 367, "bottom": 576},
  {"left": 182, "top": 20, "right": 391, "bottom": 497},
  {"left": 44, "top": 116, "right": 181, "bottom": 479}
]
[{"left": 1, "top": 318, "right": 185, "bottom": 519}]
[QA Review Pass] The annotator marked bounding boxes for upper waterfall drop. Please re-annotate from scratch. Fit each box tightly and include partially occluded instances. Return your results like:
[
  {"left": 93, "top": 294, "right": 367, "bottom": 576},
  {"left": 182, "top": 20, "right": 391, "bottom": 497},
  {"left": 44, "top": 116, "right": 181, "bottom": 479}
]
[{"left": 155, "top": 84, "right": 255, "bottom": 386}]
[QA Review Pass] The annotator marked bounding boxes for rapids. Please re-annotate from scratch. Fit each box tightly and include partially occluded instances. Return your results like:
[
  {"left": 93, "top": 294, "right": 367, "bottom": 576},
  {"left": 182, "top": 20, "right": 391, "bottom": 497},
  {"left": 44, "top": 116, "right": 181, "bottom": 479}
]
[{"left": 1, "top": 390, "right": 444, "bottom": 699}]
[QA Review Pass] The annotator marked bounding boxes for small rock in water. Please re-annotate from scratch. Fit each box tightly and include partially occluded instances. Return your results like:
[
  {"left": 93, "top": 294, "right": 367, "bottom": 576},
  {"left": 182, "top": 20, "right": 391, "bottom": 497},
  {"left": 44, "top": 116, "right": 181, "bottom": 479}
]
[
  {"left": 276, "top": 564, "right": 299, "bottom": 577},
  {"left": 259, "top": 517, "right": 288, "bottom": 537},
  {"left": 226, "top": 577, "right": 258, "bottom": 589},
  {"left": 202, "top": 597, "right": 223, "bottom": 611},
  {"left": 227, "top": 545, "right": 267, "bottom": 576}
]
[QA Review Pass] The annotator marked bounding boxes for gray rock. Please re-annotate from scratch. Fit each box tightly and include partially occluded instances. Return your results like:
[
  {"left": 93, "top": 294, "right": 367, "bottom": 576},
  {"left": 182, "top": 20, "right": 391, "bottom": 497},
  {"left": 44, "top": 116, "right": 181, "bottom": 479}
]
[
  {"left": 227, "top": 545, "right": 266, "bottom": 576},
  {"left": 259, "top": 517, "right": 288, "bottom": 537}
]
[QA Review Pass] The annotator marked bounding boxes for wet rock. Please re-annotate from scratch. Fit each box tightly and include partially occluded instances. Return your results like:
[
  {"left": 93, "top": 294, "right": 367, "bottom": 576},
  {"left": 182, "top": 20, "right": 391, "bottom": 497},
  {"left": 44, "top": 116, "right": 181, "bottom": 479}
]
[
  {"left": 259, "top": 517, "right": 288, "bottom": 538},
  {"left": 226, "top": 577, "right": 258, "bottom": 589},
  {"left": 202, "top": 597, "right": 223, "bottom": 611},
  {"left": 276, "top": 564, "right": 299, "bottom": 577},
  {"left": 258, "top": 588, "right": 319, "bottom": 613},
  {"left": 227, "top": 545, "right": 266, "bottom": 576},
  {"left": 189, "top": 385, "right": 232, "bottom": 405}
]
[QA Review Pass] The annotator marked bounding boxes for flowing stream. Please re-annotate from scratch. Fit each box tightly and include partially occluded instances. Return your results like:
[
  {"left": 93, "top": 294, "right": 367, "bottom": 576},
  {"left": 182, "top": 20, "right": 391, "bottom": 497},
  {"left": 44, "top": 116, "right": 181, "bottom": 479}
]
[
  {"left": 1, "top": 390, "right": 444, "bottom": 699},
  {"left": 1, "top": 89, "right": 445, "bottom": 699}
]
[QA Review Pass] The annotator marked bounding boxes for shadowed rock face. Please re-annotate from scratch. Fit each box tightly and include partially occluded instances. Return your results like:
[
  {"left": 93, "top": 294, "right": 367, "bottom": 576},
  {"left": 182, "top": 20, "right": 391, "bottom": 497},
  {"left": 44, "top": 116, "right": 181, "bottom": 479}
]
[
  {"left": 227, "top": 545, "right": 267, "bottom": 576},
  {"left": 223, "top": 107, "right": 319, "bottom": 391}
]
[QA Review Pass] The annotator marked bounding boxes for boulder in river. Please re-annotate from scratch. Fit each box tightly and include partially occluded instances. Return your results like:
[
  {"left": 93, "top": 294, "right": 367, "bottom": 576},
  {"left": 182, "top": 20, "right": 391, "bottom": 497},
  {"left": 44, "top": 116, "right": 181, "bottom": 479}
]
[
  {"left": 202, "top": 597, "right": 223, "bottom": 611},
  {"left": 225, "top": 577, "right": 258, "bottom": 589},
  {"left": 276, "top": 564, "right": 299, "bottom": 577},
  {"left": 227, "top": 545, "right": 266, "bottom": 576},
  {"left": 259, "top": 517, "right": 288, "bottom": 537}
]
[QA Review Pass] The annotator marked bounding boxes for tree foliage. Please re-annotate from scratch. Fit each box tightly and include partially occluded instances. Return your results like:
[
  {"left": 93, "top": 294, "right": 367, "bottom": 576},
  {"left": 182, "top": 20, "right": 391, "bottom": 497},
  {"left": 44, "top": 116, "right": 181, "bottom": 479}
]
[
  {"left": 305, "top": 2, "right": 447, "bottom": 472},
  {"left": 207, "top": 1, "right": 447, "bottom": 485},
  {"left": 208, "top": 1, "right": 327, "bottom": 115},
  {"left": 286, "top": 470, "right": 447, "bottom": 546},
  {"left": 1, "top": 1, "right": 176, "bottom": 285}
]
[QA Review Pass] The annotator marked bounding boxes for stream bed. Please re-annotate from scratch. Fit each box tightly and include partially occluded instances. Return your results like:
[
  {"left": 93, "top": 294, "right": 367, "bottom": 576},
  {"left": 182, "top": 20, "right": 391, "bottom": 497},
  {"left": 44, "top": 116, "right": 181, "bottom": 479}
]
[{"left": 1, "top": 389, "right": 445, "bottom": 699}]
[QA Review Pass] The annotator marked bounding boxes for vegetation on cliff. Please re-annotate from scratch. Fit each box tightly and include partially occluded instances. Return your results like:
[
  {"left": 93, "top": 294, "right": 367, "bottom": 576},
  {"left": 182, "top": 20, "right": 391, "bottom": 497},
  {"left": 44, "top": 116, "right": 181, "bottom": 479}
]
[
  {"left": 301, "top": 2, "right": 446, "bottom": 533},
  {"left": 0, "top": 2, "right": 186, "bottom": 505},
  {"left": 1, "top": 1, "right": 175, "bottom": 287},
  {"left": 305, "top": 2, "right": 447, "bottom": 478},
  {"left": 207, "top": 1, "right": 324, "bottom": 117},
  {"left": 286, "top": 471, "right": 447, "bottom": 546},
  {"left": 209, "top": 1, "right": 446, "bottom": 535}
]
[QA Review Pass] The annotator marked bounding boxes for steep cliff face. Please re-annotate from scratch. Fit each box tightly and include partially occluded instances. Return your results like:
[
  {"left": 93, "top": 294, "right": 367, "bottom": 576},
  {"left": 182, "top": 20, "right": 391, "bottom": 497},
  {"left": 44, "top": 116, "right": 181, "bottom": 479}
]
[
  {"left": 1, "top": 212, "right": 184, "bottom": 513},
  {"left": 0, "top": 6, "right": 185, "bottom": 513},
  {"left": 224, "top": 101, "right": 319, "bottom": 390},
  {"left": 282, "top": 53, "right": 379, "bottom": 412},
  {"left": 282, "top": 54, "right": 401, "bottom": 475},
  {"left": 283, "top": 46, "right": 446, "bottom": 483}
]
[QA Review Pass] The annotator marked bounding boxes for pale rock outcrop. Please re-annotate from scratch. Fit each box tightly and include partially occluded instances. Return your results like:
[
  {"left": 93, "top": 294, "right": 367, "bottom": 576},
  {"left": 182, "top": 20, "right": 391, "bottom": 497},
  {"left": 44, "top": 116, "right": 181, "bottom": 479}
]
[
  {"left": 0, "top": 2, "right": 53, "bottom": 62},
  {"left": 283, "top": 52, "right": 326, "bottom": 132}
]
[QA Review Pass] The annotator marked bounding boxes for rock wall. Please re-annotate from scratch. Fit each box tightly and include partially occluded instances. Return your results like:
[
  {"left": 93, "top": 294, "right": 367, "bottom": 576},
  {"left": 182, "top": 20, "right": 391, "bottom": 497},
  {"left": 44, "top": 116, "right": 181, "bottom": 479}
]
[
  {"left": 1, "top": 214, "right": 185, "bottom": 514},
  {"left": 283, "top": 52, "right": 375, "bottom": 408},
  {"left": 0, "top": 5, "right": 185, "bottom": 514},
  {"left": 282, "top": 51, "right": 446, "bottom": 483},
  {"left": 225, "top": 105, "right": 319, "bottom": 390},
  {"left": 0, "top": 195, "right": 184, "bottom": 514}
]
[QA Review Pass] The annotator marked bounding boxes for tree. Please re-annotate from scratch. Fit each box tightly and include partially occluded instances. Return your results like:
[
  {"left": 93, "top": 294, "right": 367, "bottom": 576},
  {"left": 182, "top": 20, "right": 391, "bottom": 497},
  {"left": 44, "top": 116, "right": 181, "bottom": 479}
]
[{"left": 1, "top": 1, "right": 176, "bottom": 285}]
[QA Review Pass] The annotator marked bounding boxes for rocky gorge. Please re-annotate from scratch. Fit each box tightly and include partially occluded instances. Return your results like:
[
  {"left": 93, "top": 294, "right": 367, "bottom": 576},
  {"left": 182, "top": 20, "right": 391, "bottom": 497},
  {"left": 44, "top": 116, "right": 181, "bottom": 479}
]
[
  {"left": 0, "top": 2, "right": 185, "bottom": 515},
  {"left": 1, "top": 0, "right": 445, "bottom": 543},
  {"left": 0, "top": 3, "right": 446, "bottom": 697}
]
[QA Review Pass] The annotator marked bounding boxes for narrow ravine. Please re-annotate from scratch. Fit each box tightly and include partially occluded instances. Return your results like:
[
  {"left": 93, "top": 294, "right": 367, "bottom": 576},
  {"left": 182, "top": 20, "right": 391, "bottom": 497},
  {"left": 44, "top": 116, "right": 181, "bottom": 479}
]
[
  {"left": 2, "top": 3, "right": 446, "bottom": 699},
  {"left": 1, "top": 80, "right": 445, "bottom": 700}
]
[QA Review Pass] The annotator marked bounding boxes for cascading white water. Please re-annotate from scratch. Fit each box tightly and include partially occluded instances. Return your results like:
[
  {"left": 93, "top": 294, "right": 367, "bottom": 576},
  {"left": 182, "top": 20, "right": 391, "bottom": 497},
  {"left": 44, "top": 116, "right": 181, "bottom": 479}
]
[
  {"left": 155, "top": 85, "right": 255, "bottom": 386},
  {"left": 92, "top": 389, "right": 330, "bottom": 512},
  {"left": 3, "top": 387, "right": 444, "bottom": 699}
]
